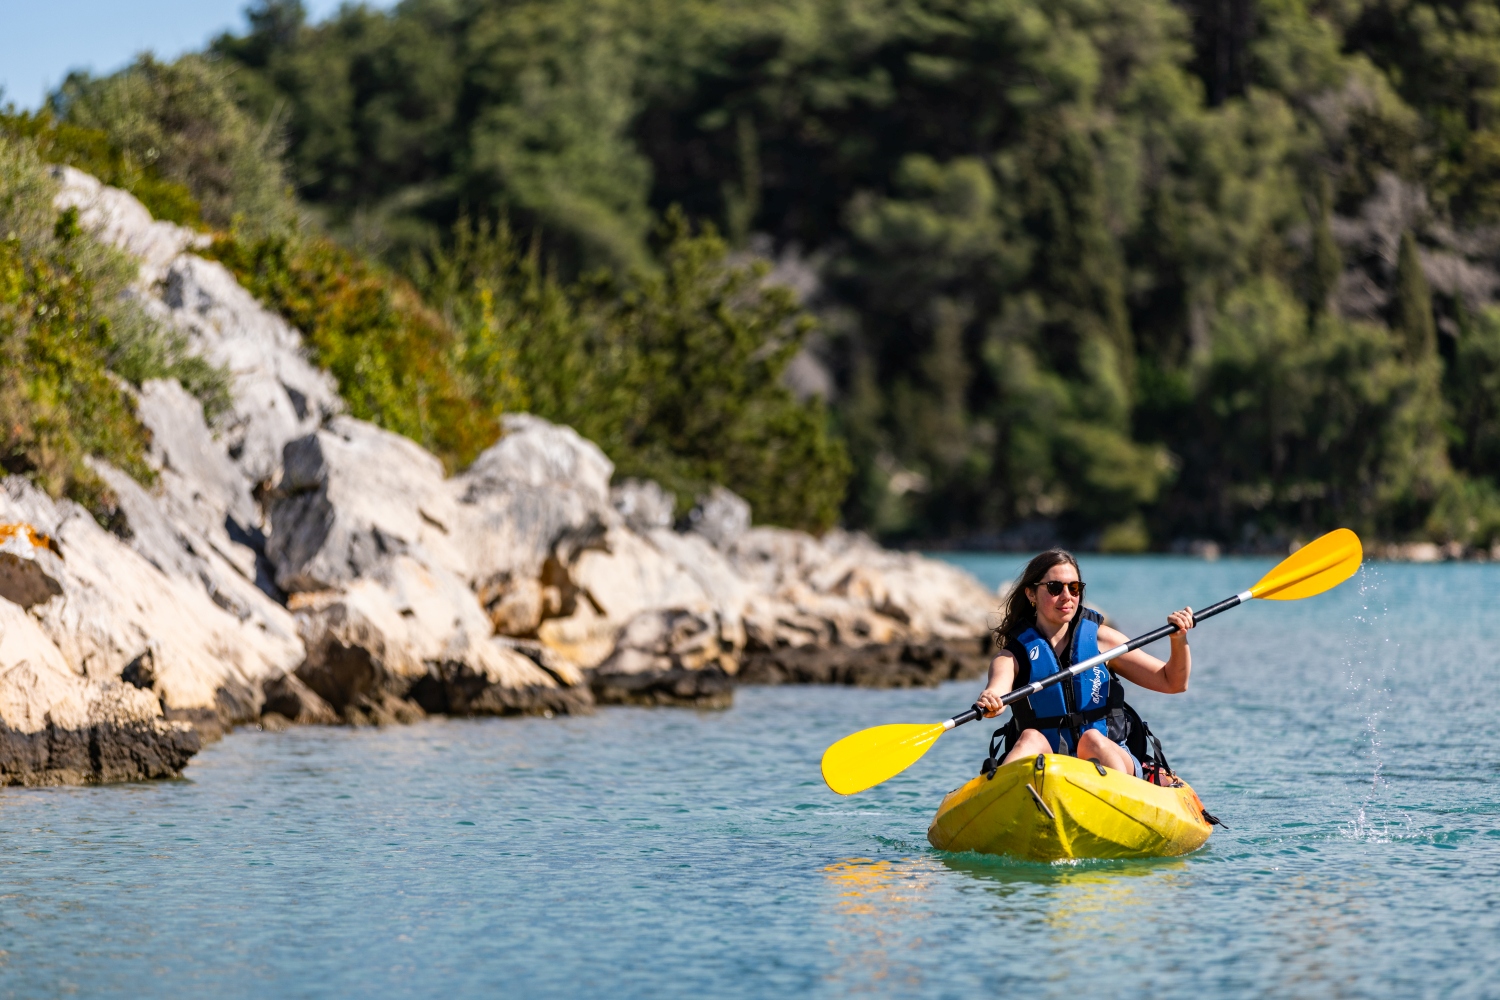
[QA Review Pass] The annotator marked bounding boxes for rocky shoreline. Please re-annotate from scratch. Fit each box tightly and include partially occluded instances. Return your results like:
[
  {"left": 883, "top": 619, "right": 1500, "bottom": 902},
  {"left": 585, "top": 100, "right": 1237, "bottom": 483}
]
[{"left": 0, "top": 168, "right": 999, "bottom": 786}]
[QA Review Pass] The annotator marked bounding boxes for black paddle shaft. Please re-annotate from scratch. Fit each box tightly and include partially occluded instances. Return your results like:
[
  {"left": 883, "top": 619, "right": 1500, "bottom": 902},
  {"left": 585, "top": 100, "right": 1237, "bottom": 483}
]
[{"left": 945, "top": 591, "right": 1247, "bottom": 729}]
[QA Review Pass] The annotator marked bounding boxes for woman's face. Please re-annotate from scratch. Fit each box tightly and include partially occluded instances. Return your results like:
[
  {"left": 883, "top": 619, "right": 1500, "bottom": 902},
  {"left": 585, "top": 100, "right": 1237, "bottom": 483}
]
[{"left": 1028, "top": 560, "right": 1081, "bottom": 629}]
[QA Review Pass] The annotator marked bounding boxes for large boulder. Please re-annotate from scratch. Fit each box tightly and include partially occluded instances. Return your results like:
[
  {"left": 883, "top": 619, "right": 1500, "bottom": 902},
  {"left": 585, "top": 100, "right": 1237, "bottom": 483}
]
[
  {"left": 566, "top": 527, "right": 714, "bottom": 624},
  {"left": 687, "top": 486, "right": 752, "bottom": 550},
  {"left": 268, "top": 417, "right": 467, "bottom": 593},
  {"left": 0, "top": 597, "right": 200, "bottom": 786},
  {"left": 611, "top": 479, "right": 675, "bottom": 532},
  {"left": 456, "top": 414, "right": 617, "bottom": 623},
  {"left": 538, "top": 523, "right": 754, "bottom": 707}
]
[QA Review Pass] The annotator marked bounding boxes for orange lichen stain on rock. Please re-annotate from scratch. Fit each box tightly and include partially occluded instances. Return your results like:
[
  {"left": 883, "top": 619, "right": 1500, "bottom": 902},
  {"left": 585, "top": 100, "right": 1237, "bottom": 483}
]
[{"left": 0, "top": 523, "right": 63, "bottom": 558}]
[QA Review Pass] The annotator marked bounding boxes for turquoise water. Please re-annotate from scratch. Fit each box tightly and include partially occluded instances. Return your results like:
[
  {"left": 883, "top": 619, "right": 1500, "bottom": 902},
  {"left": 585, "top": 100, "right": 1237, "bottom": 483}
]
[{"left": 2, "top": 556, "right": 1497, "bottom": 998}]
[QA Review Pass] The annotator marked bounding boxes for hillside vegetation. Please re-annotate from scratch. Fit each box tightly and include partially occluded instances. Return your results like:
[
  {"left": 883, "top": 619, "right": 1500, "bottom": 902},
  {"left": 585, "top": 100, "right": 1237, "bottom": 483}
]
[
  {"left": 16, "top": 0, "right": 1500, "bottom": 548},
  {"left": 0, "top": 128, "right": 228, "bottom": 520}
]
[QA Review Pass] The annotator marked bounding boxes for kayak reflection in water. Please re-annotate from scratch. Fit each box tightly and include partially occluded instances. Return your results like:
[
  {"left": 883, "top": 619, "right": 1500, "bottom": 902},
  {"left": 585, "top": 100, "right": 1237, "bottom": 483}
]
[{"left": 975, "top": 549, "right": 1193, "bottom": 779}]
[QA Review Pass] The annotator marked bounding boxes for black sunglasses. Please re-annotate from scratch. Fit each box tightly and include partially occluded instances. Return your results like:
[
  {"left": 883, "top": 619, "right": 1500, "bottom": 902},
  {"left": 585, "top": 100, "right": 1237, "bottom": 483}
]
[{"left": 1033, "top": 580, "right": 1084, "bottom": 597}]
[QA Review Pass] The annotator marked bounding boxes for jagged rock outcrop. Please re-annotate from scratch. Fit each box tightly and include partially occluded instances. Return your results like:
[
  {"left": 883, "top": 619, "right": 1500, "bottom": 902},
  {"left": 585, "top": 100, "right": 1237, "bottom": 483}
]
[
  {"left": 0, "top": 596, "right": 201, "bottom": 785},
  {"left": 155, "top": 253, "right": 343, "bottom": 489},
  {"left": 455, "top": 413, "right": 616, "bottom": 628},
  {"left": 50, "top": 165, "right": 206, "bottom": 285}
]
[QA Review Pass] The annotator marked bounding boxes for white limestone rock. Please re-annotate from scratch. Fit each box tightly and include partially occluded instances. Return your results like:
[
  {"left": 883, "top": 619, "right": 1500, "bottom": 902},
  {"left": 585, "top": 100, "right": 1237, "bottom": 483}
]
[
  {"left": 292, "top": 556, "right": 591, "bottom": 721},
  {"left": 589, "top": 607, "right": 736, "bottom": 709},
  {"left": 155, "top": 255, "right": 341, "bottom": 487},
  {"left": 268, "top": 417, "right": 467, "bottom": 593},
  {"left": 0, "top": 478, "right": 300, "bottom": 726},
  {"left": 88, "top": 459, "right": 302, "bottom": 652},
  {"left": 806, "top": 530, "right": 996, "bottom": 641},
  {"left": 455, "top": 413, "right": 617, "bottom": 587},
  {"left": 135, "top": 378, "right": 259, "bottom": 553},
  {"left": 566, "top": 527, "right": 712, "bottom": 624},
  {"left": 0, "top": 597, "right": 201, "bottom": 785},
  {"left": 611, "top": 479, "right": 676, "bottom": 532},
  {"left": 728, "top": 528, "right": 993, "bottom": 645},
  {"left": 687, "top": 486, "right": 751, "bottom": 550},
  {"left": 53, "top": 165, "right": 340, "bottom": 494}
]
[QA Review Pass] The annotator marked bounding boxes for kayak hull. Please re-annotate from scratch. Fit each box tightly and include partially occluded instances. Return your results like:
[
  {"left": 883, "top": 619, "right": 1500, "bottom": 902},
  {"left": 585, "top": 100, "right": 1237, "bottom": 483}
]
[{"left": 927, "top": 754, "right": 1213, "bottom": 861}]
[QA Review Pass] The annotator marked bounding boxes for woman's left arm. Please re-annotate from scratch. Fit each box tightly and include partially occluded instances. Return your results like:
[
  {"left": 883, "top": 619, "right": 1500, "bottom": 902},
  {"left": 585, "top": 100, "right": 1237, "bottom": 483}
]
[{"left": 1098, "top": 608, "right": 1194, "bottom": 694}]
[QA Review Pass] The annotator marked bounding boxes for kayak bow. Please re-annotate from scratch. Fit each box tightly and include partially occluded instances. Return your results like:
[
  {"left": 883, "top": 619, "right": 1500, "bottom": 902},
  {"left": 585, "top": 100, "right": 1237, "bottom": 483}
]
[{"left": 927, "top": 754, "right": 1213, "bottom": 861}]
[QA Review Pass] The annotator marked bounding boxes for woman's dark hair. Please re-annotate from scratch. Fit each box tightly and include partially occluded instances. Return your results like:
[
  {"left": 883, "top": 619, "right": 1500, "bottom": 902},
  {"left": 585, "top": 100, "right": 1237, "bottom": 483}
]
[{"left": 992, "top": 549, "right": 1083, "bottom": 644}]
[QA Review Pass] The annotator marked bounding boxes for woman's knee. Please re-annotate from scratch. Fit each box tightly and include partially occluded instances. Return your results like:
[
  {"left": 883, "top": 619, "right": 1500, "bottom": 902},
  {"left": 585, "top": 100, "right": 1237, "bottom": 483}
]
[
  {"left": 1017, "top": 728, "right": 1052, "bottom": 751},
  {"left": 1076, "top": 729, "right": 1112, "bottom": 754},
  {"left": 1077, "top": 729, "right": 1132, "bottom": 773},
  {"left": 1002, "top": 728, "right": 1052, "bottom": 762}
]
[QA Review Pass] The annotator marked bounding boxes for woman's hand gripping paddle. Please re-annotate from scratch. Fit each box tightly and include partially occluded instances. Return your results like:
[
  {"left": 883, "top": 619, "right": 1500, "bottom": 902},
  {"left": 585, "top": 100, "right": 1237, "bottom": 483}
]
[{"left": 820, "top": 528, "right": 1363, "bottom": 795}]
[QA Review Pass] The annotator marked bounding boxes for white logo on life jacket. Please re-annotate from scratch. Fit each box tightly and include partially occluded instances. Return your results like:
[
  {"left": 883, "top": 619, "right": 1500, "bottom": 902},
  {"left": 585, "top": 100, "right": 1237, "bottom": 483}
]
[
  {"left": 1029, "top": 645, "right": 1040, "bottom": 661},
  {"left": 1088, "top": 669, "right": 1104, "bottom": 705}
]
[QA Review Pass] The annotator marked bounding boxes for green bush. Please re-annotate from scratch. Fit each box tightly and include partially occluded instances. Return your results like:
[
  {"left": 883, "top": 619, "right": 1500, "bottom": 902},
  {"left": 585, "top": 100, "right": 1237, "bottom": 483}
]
[
  {"left": 52, "top": 54, "right": 293, "bottom": 232},
  {"left": 0, "top": 107, "right": 202, "bottom": 227},
  {"left": 421, "top": 211, "right": 851, "bottom": 530},
  {"left": 206, "top": 226, "right": 499, "bottom": 470},
  {"left": 0, "top": 134, "right": 201, "bottom": 517}
]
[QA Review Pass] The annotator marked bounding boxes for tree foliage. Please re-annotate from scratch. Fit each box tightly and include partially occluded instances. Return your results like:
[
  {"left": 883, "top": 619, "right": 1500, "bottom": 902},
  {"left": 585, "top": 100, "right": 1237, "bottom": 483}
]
[{"left": 34, "top": 0, "right": 1500, "bottom": 544}]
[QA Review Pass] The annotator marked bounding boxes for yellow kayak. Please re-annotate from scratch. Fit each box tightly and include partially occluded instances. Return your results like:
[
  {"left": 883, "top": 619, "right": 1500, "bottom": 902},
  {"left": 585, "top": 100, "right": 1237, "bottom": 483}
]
[{"left": 927, "top": 754, "right": 1213, "bottom": 861}]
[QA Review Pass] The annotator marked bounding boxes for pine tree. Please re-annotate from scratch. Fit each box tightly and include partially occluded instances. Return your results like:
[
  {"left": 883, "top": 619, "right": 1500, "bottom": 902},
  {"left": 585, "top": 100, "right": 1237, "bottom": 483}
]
[
  {"left": 1310, "top": 177, "right": 1341, "bottom": 314},
  {"left": 1394, "top": 231, "right": 1436, "bottom": 359}
]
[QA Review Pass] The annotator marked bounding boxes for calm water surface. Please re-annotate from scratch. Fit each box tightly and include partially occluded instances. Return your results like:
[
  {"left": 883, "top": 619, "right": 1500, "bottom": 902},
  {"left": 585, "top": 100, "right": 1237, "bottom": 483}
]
[{"left": 2, "top": 556, "right": 1497, "bottom": 998}]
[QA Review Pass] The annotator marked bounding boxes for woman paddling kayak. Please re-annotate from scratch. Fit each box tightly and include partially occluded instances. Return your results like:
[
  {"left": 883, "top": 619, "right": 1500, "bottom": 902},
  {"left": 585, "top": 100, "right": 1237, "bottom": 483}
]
[{"left": 975, "top": 549, "right": 1194, "bottom": 779}]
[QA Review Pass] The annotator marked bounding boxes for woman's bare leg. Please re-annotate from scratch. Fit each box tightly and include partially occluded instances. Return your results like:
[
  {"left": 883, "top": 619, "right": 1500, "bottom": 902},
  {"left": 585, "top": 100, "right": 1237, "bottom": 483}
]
[
  {"left": 1076, "top": 728, "right": 1134, "bottom": 775},
  {"left": 1000, "top": 728, "right": 1053, "bottom": 765}
]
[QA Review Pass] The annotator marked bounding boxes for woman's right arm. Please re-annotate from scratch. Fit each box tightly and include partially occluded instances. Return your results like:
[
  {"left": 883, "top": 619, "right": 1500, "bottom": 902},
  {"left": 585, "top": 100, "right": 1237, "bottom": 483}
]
[{"left": 977, "top": 650, "right": 1017, "bottom": 717}]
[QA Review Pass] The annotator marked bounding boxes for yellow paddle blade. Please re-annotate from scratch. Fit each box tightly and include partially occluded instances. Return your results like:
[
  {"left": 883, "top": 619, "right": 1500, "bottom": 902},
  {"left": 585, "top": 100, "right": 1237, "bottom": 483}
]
[
  {"left": 1249, "top": 528, "right": 1363, "bottom": 601},
  {"left": 821, "top": 722, "right": 949, "bottom": 795}
]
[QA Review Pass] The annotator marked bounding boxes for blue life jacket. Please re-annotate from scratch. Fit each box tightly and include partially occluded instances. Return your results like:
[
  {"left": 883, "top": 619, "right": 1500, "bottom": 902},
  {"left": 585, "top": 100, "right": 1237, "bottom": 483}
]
[{"left": 1006, "top": 608, "right": 1121, "bottom": 754}]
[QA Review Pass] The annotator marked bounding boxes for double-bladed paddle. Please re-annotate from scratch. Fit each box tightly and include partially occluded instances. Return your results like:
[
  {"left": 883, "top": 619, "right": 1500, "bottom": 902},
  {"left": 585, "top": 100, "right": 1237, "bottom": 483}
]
[{"left": 820, "top": 528, "right": 1364, "bottom": 795}]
